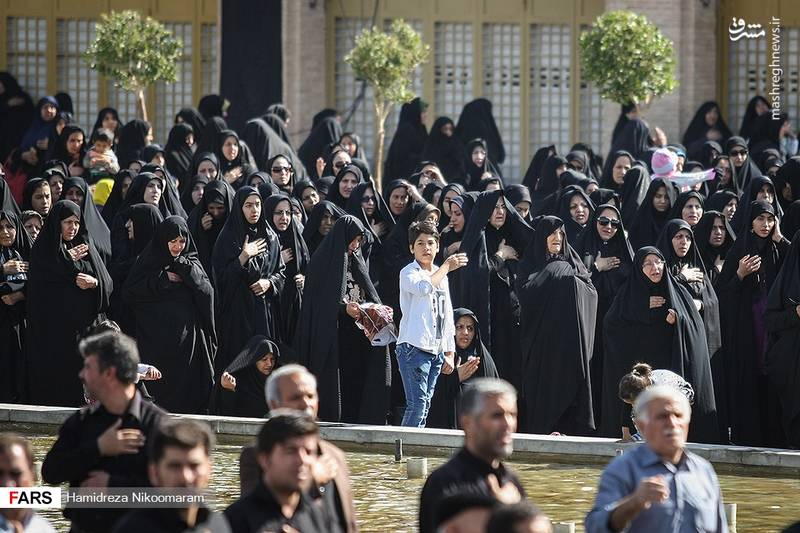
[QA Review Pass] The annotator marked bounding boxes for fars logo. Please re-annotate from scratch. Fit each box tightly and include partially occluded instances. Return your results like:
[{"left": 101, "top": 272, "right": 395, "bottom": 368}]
[{"left": 0, "top": 487, "right": 61, "bottom": 508}]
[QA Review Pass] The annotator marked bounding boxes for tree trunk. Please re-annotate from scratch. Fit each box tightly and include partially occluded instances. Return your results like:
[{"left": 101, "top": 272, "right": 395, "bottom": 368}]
[
  {"left": 373, "top": 96, "right": 390, "bottom": 193},
  {"left": 136, "top": 88, "right": 149, "bottom": 123}
]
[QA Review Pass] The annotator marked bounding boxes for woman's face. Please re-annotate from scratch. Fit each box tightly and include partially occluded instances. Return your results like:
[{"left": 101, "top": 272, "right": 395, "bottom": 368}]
[
  {"left": 515, "top": 201, "right": 531, "bottom": 220},
  {"left": 389, "top": 187, "right": 409, "bottom": 216},
  {"left": 360, "top": 187, "right": 377, "bottom": 217},
  {"left": 704, "top": 106, "right": 719, "bottom": 126},
  {"left": 340, "top": 135, "right": 357, "bottom": 157},
  {"left": 150, "top": 152, "right": 166, "bottom": 167},
  {"left": 568, "top": 157, "right": 585, "bottom": 173},
  {"left": 653, "top": 186, "right": 670, "bottom": 212},
  {"left": 23, "top": 217, "right": 41, "bottom": 241},
  {"left": 64, "top": 186, "right": 84, "bottom": 205},
  {"left": 102, "top": 112, "right": 118, "bottom": 131},
  {"left": 48, "top": 175, "right": 64, "bottom": 199},
  {"left": 569, "top": 195, "right": 590, "bottom": 225},
  {"left": 449, "top": 203, "right": 465, "bottom": 233},
  {"left": 222, "top": 136, "right": 239, "bottom": 162},
  {"left": 612, "top": 156, "right": 632, "bottom": 185},
  {"left": 339, "top": 172, "right": 358, "bottom": 199},
  {"left": 185, "top": 133, "right": 195, "bottom": 147},
  {"left": 300, "top": 187, "right": 319, "bottom": 214},
  {"left": 752, "top": 212, "right": 775, "bottom": 238},
  {"left": 31, "top": 183, "right": 52, "bottom": 216},
  {"left": 730, "top": 146, "right": 748, "bottom": 167},
  {"left": 755, "top": 99, "right": 769, "bottom": 116},
  {"left": 709, "top": 217, "right": 727, "bottom": 247},
  {"left": 66, "top": 132, "right": 84, "bottom": 157},
  {"left": 128, "top": 161, "right": 142, "bottom": 175},
  {"left": 489, "top": 198, "right": 506, "bottom": 229},
  {"left": 144, "top": 179, "right": 163, "bottom": 205},
  {"left": 41, "top": 103, "right": 57, "bottom": 121},
  {"left": 681, "top": 197, "right": 703, "bottom": 226},
  {"left": 596, "top": 208, "right": 619, "bottom": 242},
  {"left": 0, "top": 219, "right": 16, "bottom": 247},
  {"left": 191, "top": 182, "right": 206, "bottom": 205},
  {"left": 242, "top": 194, "right": 261, "bottom": 224},
  {"left": 642, "top": 253, "right": 665, "bottom": 283},
  {"left": 270, "top": 156, "right": 292, "bottom": 187},
  {"left": 248, "top": 174, "right": 265, "bottom": 187},
  {"left": 471, "top": 146, "right": 486, "bottom": 167},
  {"left": 207, "top": 201, "right": 226, "bottom": 220},
  {"left": 197, "top": 160, "right": 218, "bottom": 179},
  {"left": 61, "top": 214, "right": 80, "bottom": 242},
  {"left": 332, "top": 151, "right": 351, "bottom": 173},
  {"left": 455, "top": 315, "right": 477, "bottom": 350},
  {"left": 272, "top": 199, "right": 292, "bottom": 232},
  {"left": 441, "top": 122, "right": 454, "bottom": 137},
  {"left": 120, "top": 176, "right": 133, "bottom": 199},
  {"left": 671, "top": 228, "right": 692, "bottom": 258},
  {"left": 723, "top": 198, "right": 737, "bottom": 221},
  {"left": 757, "top": 183, "right": 774, "bottom": 204},
  {"left": 255, "top": 354, "right": 276, "bottom": 376},
  {"left": 319, "top": 212, "right": 335, "bottom": 235},
  {"left": 715, "top": 159, "right": 731, "bottom": 185},
  {"left": 167, "top": 235, "right": 186, "bottom": 257},
  {"left": 546, "top": 228, "right": 564, "bottom": 254},
  {"left": 347, "top": 235, "right": 363, "bottom": 255},
  {"left": 442, "top": 190, "right": 459, "bottom": 217}
]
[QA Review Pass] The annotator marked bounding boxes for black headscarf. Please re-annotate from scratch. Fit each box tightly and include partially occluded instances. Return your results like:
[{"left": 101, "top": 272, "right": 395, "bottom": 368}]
[
  {"left": 773, "top": 156, "right": 800, "bottom": 208},
  {"left": 60, "top": 176, "right": 112, "bottom": 261},
  {"left": 726, "top": 136, "right": 763, "bottom": 189},
  {"left": 704, "top": 155, "right": 741, "bottom": 197},
  {"left": 180, "top": 174, "right": 209, "bottom": 215},
  {"left": 302, "top": 200, "right": 347, "bottom": 256},
  {"left": 186, "top": 179, "right": 235, "bottom": 275},
  {"left": 0, "top": 174, "right": 21, "bottom": 217},
  {"left": 164, "top": 123, "right": 195, "bottom": 183},
  {"left": 116, "top": 119, "right": 151, "bottom": 168},
  {"left": 326, "top": 164, "right": 364, "bottom": 209},
  {"left": 739, "top": 96, "right": 770, "bottom": 141},
  {"left": 215, "top": 130, "right": 253, "bottom": 186},
  {"left": 682, "top": 101, "right": 732, "bottom": 160},
  {"left": 707, "top": 189, "right": 738, "bottom": 214},
  {"left": 456, "top": 98, "right": 505, "bottom": 164},
  {"left": 297, "top": 116, "right": 342, "bottom": 178},
  {"left": 422, "top": 116, "right": 465, "bottom": 184},
  {"left": 700, "top": 140, "right": 723, "bottom": 170},
  {"left": 668, "top": 190, "right": 705, "bottom": 226},
  {"left": 194, "top": 117, "right": 227, "bottom": 158},
  {"left": 522, "top": 145, "right": 556, "bottom": 190},
  {"left": 223, "top": 336, "right": 280, "bottom": 418},
  {"left": 694, "top": 211, "right": 736, "bottom": 283},
  {"left": 241, "top": 117, "right": 305, "bottom": 179},
  {"left": 516, "top": 216, "right": 597, "bottom": 434},
  {"left": 601, "top": 246, "right": 718, "bottom": 442},
  {"left": 555, "top": 185, "right": 595, "bottom": 243},
  {"left": 141, "top": 163, "right": 187, "bottom": 219},
  {"left": 184, "top": 152, "right": 220, "bottom": 192},
  {"left": 504, "top": 184, "right": 532, "bottom": 220},
  {"left": 100, "top": 170, "right": 135, "bottom": 226},
  {"left": 383, "top": 97, "right": 428, "bottom": 185},
  {"left": 607, "top": 116, "right": 651, "bottom": 160},
  {"left": 263, "top": 112, "right": 292, "bottom": 147},
  {"left": 731, "top": 176, "right": 783, "bottom": 235},
  {"left": 599, "top": 150, "right": 634, "bottom": 189},
  {"left": 198, "top": 94, "right": 226, "bottom": 120},
  {"left": 20, "top": 96, "right": 58, "bottom": 152},
  {"left": 463, "top": 138, "right": 503, "bottom": 191},
  {"left": 530, "top": 155, "right": 567, "bottom": 217},
  {"left": 175, "top": 107, "right": 206, "bottom": 142}
]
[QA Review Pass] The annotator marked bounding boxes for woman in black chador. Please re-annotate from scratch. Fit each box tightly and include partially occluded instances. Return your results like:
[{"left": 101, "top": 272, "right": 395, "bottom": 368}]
[
  {"left": 426, "top": 308, "right": 499, "bottom": 430},
  {"left": 627, "top": 178, "right": 677, "bottom": 250},
  {"left": 123, "top": 216, "right": 215, "bottom": 414},
  {"left": 294, "top": 215, "right": 390, "bottom": 424},
  {"left": 516, "top": 216, "right": 598, "bottom": 435},
  {"left": 0, "top": 210, "right": 32, "bottom": 402},
  {"left": 263, "top": 194, "right": 309, "bottom": 343},
  {"left": 716, "top": 200, "right": 790, "bottom": 446},
  {"left": 187, "top": 180, "right": 235, "bottom": 276},
  {"left": 765, "top": 230, "right": 800, "bottom": 447},
  {"left": 383, "top": 97, "right": 428, "bottom": 185},
  {"left": 457, "top": 189, "right": 533, "bottom": 385},
  {"left": 602, "top": 246, "right": 718, "bottom": 442},
  {"left": 422, "top": 116, "right": 465, "bottom": 183},
  {"left": 219, "top": 336, "right": 280, "bottom": 418},
  {"left": 27, "top": 200, "right": 112, "bottom": 406},
  {"left": 573, "top": 204, "right": 634, "bottom": 423},
  {"left": 694, "top": 211, "right": 736, "bottom": 285},
  {"left": 60, "top": 176, "right": 112, "bottom": 262},
  {"left": 212, "top": 186, "right": 285, "bottom": 413},
  {"left": 302, "top": 200, "right": 347, "bottom": 256}
]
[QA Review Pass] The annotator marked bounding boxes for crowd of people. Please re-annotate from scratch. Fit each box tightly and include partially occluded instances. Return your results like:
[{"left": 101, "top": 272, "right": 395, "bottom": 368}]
[{"left": 1, "top": 71, "right": 800, "bottom": 453}]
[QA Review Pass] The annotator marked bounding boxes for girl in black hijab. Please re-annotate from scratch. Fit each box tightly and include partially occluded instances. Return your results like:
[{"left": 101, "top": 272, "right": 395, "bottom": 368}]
[
  {"left": 422, "top": 116, "right": 465, "bottom": 183},
  {"left": 765, "top": 230, "right": 800, "bottom": 447},
  {"left": 60, "top": 177, "right": 112, "bottom": 262},
  {"left": 556, "top": 185, "right": 595, "bottom": 242},
  {"left": 164, "top": 123, "right": 195, "bottom": 185},
  {"left": 530, "top": 155, "right": 568, "bottom": 217},
  {"left": 669, "top": 190, "right": 705, "bottom": 228},
  {"left": 180, "top": 174, "right": 209, "bottom": 215},
  {"left": 726, "top": 136, "right": 762, "bottom": 190},
  {"left": 294, "top": 215, "right": 391, "bottom": 424},
  {"left": 731, "top": 176, "right": 783, "bottom": 236},
  {"left": 140, "top": 163, "right": 187, "bottom": 219},
  {"left": 601, "top": 246, "right": 718, "bottom": 442},
  {"left": 456, "top": 98, "right": 505, "bottom": 165},
  {"left": 599, "top": 150, "right": 633, "bottom": 190},
  {"left": 48, "top": 124, "right": 86, "bottom": 177},
  {"left": 89, "top": 107, "right": 120, "bottom": 148},
  {"left": 264, "top": 194, "right": 309, "bottom": 342},
  {"left": 212, "top": 186, "right": 285, "bottom": 412},
  {"left": 440, "top": 194, "right": 476, "bottom": 307},
  {"left": 216, "top": 130, "right": 254, "bottom": 189},
  {"left": 682, "top": 101, "right": 732, "bottom": 161},
  {"left": 458, "top": 189, "right": 533, "bottom": 384},
  {"left": 219, "top": 336, "right": 280, "bottom": 418},
  {"left": 437, "top": 183, "right": 468, "bottom": 230},
  {"left": 739, "top": 95, "right": 770, "bottom": 141},
  {"left": 267, "top": 153, "right": 296, "bottom": 194},
  {"left": 516, "top": 216, "right": 598, "bottom": 435},
  {"left": 186, "top": 152, "right": 220, "bottom": 193},
  {"left": 694, "top": 211, "right": 736, "bottom": 284},
  {"left": 100, "top": 169, "right": 135, "bottom": 226},
  {"left": 384, "top": 97, "right": 428, "bottom": 185},
  {"left": 187, "top": 179, "right": 235, "bottom": 275},
  {"left": 707, "top": 189, "right": 739, "bottom": 223},
  {"left": 463, "top": 138, "right": 502, "bottom": 190},
  {"left": 123, "top": 216, "right": 215, "bottom": 414},
  {"left": 0, "top": 210, "right": 32, "bottom": 402},
  {"left": 504, "top": 184, "right": 532, "bottom": 225},
  {"left": 21, "top": 178, "right": 51, "bottom": 218},
  {"left": 292, "top": 179, "right": 320, "bottom": 216},
  {"left": 426, "top": 308, "right": 499, "bottom": 430},
  {"left": 175, "top": 107, "right": 206, "bottom": 143},
  {"left": 27, "top": 200, "right": 112, "bottom": 406},
  {"left": 302, "top": 200, "right": 347, "bottom": 255},
  {"left": 574, "top": 205, "right": 634, "bottom": 423},
  {"left": 116, "top": 119, "right": 152, "bottom": 168},
  {"left": 704, "top": 154, "right": 741, "bottom": 197},
  {"left": 716, "top": 200, "right": 790, "bottom": 446},
  {"left": 326, "top": 163, "right": 364, "bottom": 209}
]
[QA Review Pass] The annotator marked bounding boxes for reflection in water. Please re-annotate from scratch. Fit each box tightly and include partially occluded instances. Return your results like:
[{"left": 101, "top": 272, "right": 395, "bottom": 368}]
[{"left": 12, "top": 428, "right": 800, "bottom": 533}]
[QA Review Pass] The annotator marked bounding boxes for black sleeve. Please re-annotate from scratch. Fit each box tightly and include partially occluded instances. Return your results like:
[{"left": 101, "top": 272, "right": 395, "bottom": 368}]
[{"left": 41, "top": 414, "right": 101, "bottom": 484}]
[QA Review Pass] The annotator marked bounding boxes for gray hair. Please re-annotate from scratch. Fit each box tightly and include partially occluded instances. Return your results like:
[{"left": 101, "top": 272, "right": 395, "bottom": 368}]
[
  {"left": 264, "top": 364, "right": 317, "bottom": 407},
  {"left": 633, "top": 385, "right": 692, "bottom": 423},
  {"left": 459, "top": 378, "right": 517, "bottom": 418}
]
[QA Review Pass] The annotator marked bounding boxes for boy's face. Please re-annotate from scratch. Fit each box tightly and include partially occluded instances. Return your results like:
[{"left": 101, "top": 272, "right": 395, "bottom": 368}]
[
  {"left": 94, "top": 140, "right": 111, "bottom": 153},
  {"left": 410, "top": 233, "right": 439, "bottom": 266}
]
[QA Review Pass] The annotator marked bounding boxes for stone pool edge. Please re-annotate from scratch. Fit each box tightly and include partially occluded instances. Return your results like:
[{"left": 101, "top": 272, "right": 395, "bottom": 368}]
[{"left": 3, "top": 403, "right": 799, "bottom": 473}]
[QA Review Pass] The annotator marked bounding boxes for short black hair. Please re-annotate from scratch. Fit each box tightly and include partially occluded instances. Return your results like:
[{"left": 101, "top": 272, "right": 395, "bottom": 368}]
[
  {"left": 408, "top": 219, "right": 440, "bottom": 246},
  {"left": 256, "top": 409, "right": 318, "bottom": 454},
  {"left": 78, "top": 331, "right": 139, "bottom": 384},
  {"left": 149, "top": 419, "right": 215, "bottom": 464},
  {"left": 486, "top": 502, "right": 545, "bottom": 533}
]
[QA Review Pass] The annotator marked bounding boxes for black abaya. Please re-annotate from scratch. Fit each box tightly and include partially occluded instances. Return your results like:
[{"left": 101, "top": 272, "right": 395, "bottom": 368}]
[
  {"left": 297, "top": 116, "right": 342, "bottom": 179},
  {"left": 187, "top": 180, "right": 235, "bottom": 276},
  {"left": 61, "top": 177, "right": 112, "bottom": 262},
  {"left": 221, "top": 336, "right": 280, "bottom": 418},
  {"left": 422, "top": 117, "right": 465, "bottom": 183},
  {"left": 456, "top": 98, "right": 505, "bottom": 164},
  {"left": 627, "top": 178, "right": 677, "bottom": 250},
  {"left": 302, "top": 200, "right": 347, "bottom": 256},
  {"left": 384, "top": 98, "right": 428, "bottom": 185}
]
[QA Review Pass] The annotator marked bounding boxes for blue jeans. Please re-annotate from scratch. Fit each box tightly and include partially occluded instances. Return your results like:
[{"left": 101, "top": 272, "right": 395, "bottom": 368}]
[{"left": 396, "top": 343, "right": 444, "bottom": 428}]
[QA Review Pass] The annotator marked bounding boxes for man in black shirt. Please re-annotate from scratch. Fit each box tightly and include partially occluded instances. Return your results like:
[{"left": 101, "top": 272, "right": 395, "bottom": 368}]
[
  {"left": 113, "top": 419, "right": 230, "bottom": 532},
  {"left": 225, "top": 410, "right": 325, "bottom": 533},
  {"left": 41, "top": 331, "right": 167, "bottom": 533},
  {"left": 419, "top": 378, "right": 526, "bottom": 533}
]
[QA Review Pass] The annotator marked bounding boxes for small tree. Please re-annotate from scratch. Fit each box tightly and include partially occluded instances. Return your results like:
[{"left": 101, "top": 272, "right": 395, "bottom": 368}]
[
  {"left": 345, "top": 19, "right": 430, "bottom": 189},
  {"left": 579, "top": 10, "right": 677, "bottom": 111},
  {"left": 84, "top": 10, "right": 182, "bottom": 122}
]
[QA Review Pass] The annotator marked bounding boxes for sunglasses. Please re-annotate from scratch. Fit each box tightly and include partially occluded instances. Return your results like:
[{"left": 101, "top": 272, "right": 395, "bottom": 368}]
[
  {"left": 271, "top": 166, "right": 292, "bottom": 173},
  {"left": 333, "top": 161, "right": 347, "bottom": 169},
  {"left": 597, "top": 216, "right": 621, "bottom": 227},
  {"left": 730, "top": 149, "right": 748, "bottom": 157},
  {"left": 361, "top": 196, "right": 376, "bottom": 204}
]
